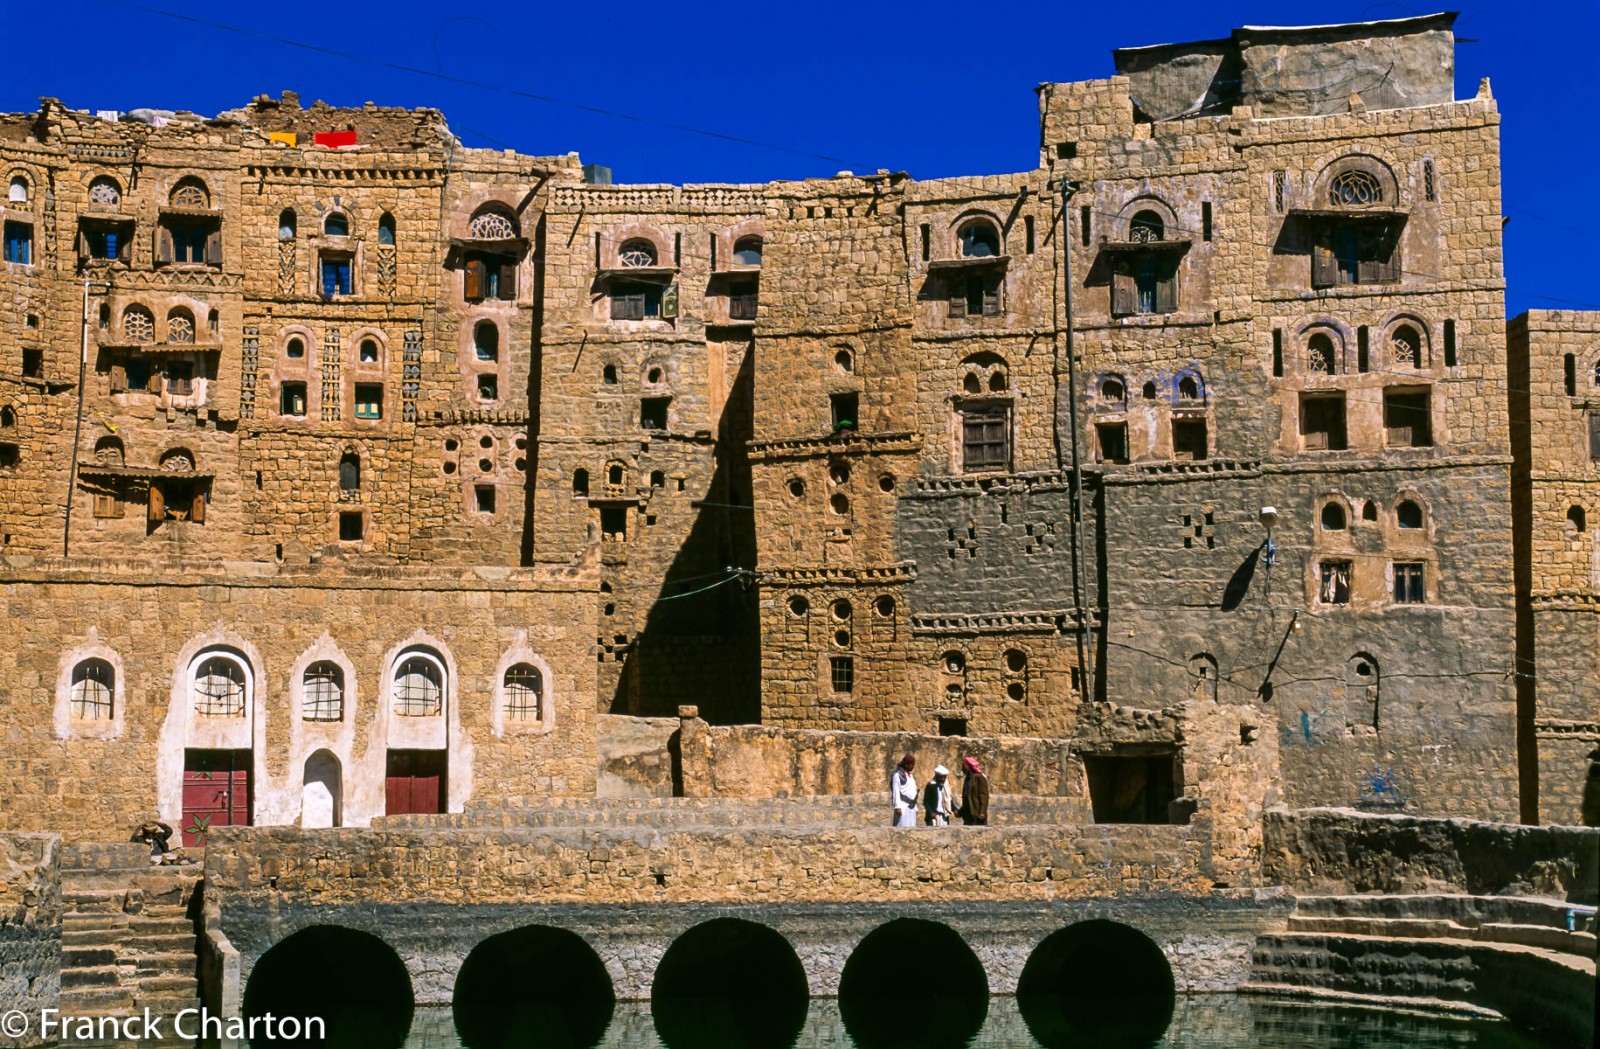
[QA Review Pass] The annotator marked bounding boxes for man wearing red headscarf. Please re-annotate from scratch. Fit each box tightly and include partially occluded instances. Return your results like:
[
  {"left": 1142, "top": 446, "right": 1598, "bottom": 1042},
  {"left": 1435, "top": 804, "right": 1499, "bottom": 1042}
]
[{"left": 959, "top": 756, "right": 989, "bottom": 826}]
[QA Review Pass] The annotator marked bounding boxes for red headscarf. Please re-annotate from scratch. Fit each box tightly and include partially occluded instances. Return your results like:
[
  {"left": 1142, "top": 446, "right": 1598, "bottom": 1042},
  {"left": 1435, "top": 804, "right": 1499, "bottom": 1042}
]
[{"left": 962, "top": 756, "right": 983, "bottom": 775}]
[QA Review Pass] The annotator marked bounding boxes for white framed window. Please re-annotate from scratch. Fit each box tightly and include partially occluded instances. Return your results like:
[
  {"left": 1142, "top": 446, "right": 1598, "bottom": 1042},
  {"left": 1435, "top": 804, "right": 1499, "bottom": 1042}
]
[
  {"left": 392, "top": 649, "right": 445, "bottom": 717},
  {"left": 192, "top": 652, "right": 249, "bottom": 718},
  {"left": 70, "top": 659, "right": 115, "bottom": 720}
]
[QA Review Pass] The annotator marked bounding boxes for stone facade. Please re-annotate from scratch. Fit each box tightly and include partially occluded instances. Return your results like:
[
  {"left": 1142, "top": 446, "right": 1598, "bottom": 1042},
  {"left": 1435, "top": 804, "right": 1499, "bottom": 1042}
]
[{"left": 0, "top": 14, "right": 1590, "bottom": 842}]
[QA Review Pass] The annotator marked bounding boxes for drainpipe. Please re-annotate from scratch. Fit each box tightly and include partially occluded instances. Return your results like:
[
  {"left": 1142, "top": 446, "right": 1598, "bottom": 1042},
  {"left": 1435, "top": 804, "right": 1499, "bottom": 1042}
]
[
  {"left": 1060, "top": 178, "right": 1095, "bottom": 704},
  {"left": 64, "top": 278, "right": 106, "bottom": 558}
]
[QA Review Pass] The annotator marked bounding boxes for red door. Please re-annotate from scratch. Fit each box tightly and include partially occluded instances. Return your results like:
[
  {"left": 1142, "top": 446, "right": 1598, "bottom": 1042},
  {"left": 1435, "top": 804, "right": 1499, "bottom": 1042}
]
[
  {"left": 385, "top": 750, "right": 446, "bottom": 815},
  {"left": 182, "top": 749, "right": 251, "bottom": 847}
]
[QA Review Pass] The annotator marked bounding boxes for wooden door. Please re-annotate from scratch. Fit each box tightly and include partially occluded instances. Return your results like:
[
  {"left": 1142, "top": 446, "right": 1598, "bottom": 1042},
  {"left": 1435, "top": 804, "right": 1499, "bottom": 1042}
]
[
  {"left": 385, "top": 750, "right": 446, "bottom": 815},
  {"left": 181, "top": 749, "right": 251, "bottom": 847}
]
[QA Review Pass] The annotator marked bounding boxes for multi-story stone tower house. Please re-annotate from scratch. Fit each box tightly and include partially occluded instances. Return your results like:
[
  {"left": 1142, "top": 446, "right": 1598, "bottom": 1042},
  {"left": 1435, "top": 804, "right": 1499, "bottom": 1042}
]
[{"left": 0, "top": 14, "right": 1588, "bottom": 842}]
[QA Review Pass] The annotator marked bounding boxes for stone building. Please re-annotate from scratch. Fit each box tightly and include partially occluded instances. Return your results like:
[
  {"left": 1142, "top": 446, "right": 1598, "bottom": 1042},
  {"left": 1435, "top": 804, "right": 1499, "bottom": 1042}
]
[{"left": 0, "top": 13, "right": 1591, "bottom": 842}]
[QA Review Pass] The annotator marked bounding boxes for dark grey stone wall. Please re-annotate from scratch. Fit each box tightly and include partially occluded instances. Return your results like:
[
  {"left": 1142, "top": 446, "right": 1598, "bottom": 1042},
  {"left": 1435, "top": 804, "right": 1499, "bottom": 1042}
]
[{"left": 0, "top": 834, "right": 60, "bottom": 1045}]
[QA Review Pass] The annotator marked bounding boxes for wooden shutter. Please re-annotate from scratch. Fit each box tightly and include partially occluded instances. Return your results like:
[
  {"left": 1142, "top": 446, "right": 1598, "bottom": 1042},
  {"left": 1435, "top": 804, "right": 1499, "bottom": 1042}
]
[
  {"left": 1111, "top": 269, "right": 1136, "bottom": 316},
  {"left": 499, "top": 260, "right": 517, "bottom": 300},
  {"left": 155, "top": 226, "right": 173, "bottom": 263},
  {"left": 204, "top": 228, "right": 222, "bottom": 265},
  {"left": 190, "top": 487, "right": 206, "bottom": 524},
  {"left": 1590, "top": 415, "right": 1600, "bottom": 460},
  {"left": 948, "top": 277, "right": 967, "bottom": 318},
  {"left": 981, "top": 277, "right": 1000, "bottom": 316},
  {"left": 1374, "top": 222, "right": 1401, "bottom": 283},
  {"left": 463, "top": 258, "right": 482, "bottom": 300},
  {"left": 1311, "top": 227, "right": 1338, "bottom": 288},
  {"left": 147, "top": 483, "right": 165, "bottom": 523},
  {"left": 117, "top": 232, "right": 132, "bottom": 263},
  {"left": 76, "top": 229, "right": 89, "bottom": 261},
  {"left": 1155, "top": 268, "right": 1177, "bottom": 313},
  {"left": 109, "top": 361, "right": 127, "bottom": 393}
]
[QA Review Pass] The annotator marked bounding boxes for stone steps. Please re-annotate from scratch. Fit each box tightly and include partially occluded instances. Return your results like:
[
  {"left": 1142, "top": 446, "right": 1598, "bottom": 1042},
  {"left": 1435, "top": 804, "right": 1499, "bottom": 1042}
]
[{"left": 1282, "top": 895, "right": 1596, "bottom": 957}]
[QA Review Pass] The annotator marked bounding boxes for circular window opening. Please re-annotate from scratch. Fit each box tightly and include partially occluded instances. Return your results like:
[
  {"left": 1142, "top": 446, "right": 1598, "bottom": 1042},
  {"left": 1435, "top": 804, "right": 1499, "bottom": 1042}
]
[
  {"left": 834, "top": 630, "right": 851, "bottom": 648},
  {"left": 835, "top": 350, "right": 853, "bottom": 373},
  {"left": 1355, "top": 661, "right": 1372, "bottom": 678},
  {"left": 830, "top": 493, "right": 850, "bottom": 515},
  {"left": 443, "top": 461, "right": 457, "bottom": 474},
  {"left": 515, "top": 435, "right": 527, "bottom": 449},
  {"left": 788, "top": 596, "right": 809, "bottom": 617},
  {"left": 603, "top": 603, "right": 615, "bottom": 616},
  {"left": 444, "top": 439, "right": 459, "bottom": 452},
  {"left": 479, "top": 458, "right": 493, "bottom": 472},
  {"left": 286, "top": 338, "right": 305, "bottom": 360},
  {"left": 875, "top": 596, "right": 895, "bottom": 617},
  {"left": 878, "top": 474, "right": 896, "bottom": 493},
  {"left": 831, "top": 600, "right": 852, "bottom": 621},
  {"left": 1006, "top": 682, "right": 1025, "bottom": 701},
  {"left": 1005, "top": 649, "right": 1027, "bottom": 673},
  {"left": 480, "top": 435, "right": 494, "bottom": 449},
  {"left": 787, "top": 478, "right": 805, "bottom": 499},
  {"left": 829, "top": 462, "right": 850, "bottom": 486},
  {"left": 515, "top": 458, "right": 526, "bottom": 471},
  {"left": 943, "top": 651, "right": 966, "bottom": 674}
]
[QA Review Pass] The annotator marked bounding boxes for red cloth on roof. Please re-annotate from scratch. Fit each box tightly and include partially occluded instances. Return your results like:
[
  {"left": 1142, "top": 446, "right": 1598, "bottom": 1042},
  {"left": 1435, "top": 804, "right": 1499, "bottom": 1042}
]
[{"left": 313, "top": 130, "right": 357, "bottom": 148}]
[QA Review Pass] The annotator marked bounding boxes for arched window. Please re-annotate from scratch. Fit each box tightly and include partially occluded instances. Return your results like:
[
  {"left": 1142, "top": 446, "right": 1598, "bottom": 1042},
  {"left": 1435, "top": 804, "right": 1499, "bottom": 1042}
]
[
  {"left": 8, "top": 176, "right": 28, "bottom": 203},
  {"left": 1321, "top": 502, "right": 1347, "bottom": 530},
  {"left": 393, "top": 651, "right": 443, "bottom": 717},
  {"left": 1129, "top": 210, "right": 1164, "bottom": 242},
  {"left": 1307, "top": 332, "right": 1336, "bottom": 374},
  {"left": 88, "top": 177, "right": 121, "bottom": 208},
  {"left": 285, "top": 336, "right": 305, "bottom": 360},
  {"left": 1391, "top": 324, "right": 1422, "bottom": 368},
  {"left": 193, "top": 653, "right": 247, "bottom": 718},
  {"left": 503, "top": 664, "right": 543, "bottom": 722},
  {"left": 359, "top": 338, "right": 379, "bottom": 363},
  {"left": 93, "top": 435, "right": 124, "bottom": 464},
  {"left": 70, "top": 659, "right": 115, "bottom": 720},
  {"left": 469, "top": 211, "right": 518, "bottom": 240},
  {"left": 1188, "top": 653, "right": 1218, "bottom": 700},
  {"left": 619, "top": 238, "right": 657, "bottom": 267},
  {"left": 302, "top": 662, "right": 344, "bottom": 722},
  {"left": 339, "top": 453, "right": 360, "bottom": 492},
  {"left": 1593, "top": 359, "right": 1600, "bottom": 388},
  {"left": 122, "top": 305, "right": 154, "bottom": 343},
  {"left": 0, "top": 406, "right": 15, "bottom": 429},
  {"left": 1330, "top": 169, "right": 1383, "bottom": 207},
  {"left": 166, "top": 308, "right": 195, "bottom": 345},
  {"left": 474, "top": 321, "right": 499, "bottom": 362},
  {"left": 170, "top": 178, "right": 209, "bottom": 209},
  {"left": 278, "top": 209, "right": 297, "bottom": 240},
  {"left": 323, "top": 212, "right": 349, "bottom": 237},
  {"left": 650, "top": 469, "right": 665, "bottom": 487},
  {"left": 1100, "top": 376, "right": 1126, "bottom": 402},
  {"left": 959, "top": 221, "right": 1000, "bottom": 258},
  {"left": 607, "top": 463, "right": 624, "bottom": 486},
  {"left": 1396, "top": 500, "right": 1424, "bottom": 529},
  {"left": 572, "top": 469, "right": 589, "bottom": 496},
  {"left": 732, "top": 236, "right": 763, "bottom": 266},
  {"left": 602, "top": 364, "right": 618, "bottom": 385},
  {"left": 1568, "top": 506, "right": 1587, "bottom": 532},
  {"left": 378, "top": 212, "right": 396, "bottom": 246},
  {"left": 1177, "top": 374, "right": 1203, "bottom": 402}
]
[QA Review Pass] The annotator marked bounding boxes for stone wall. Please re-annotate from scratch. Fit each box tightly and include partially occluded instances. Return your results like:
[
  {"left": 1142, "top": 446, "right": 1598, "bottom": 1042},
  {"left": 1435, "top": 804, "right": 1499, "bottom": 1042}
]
[
  {"left": 0, "top": 833, "right": 59, "bottom": 1038},
  {"left": 1261, "top": 808, "right": 1600, "bottom": 903}
]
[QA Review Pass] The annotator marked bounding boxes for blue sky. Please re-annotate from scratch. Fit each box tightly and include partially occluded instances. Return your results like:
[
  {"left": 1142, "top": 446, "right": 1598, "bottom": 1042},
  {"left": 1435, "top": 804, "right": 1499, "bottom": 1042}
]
[{"left": 5, "top": 0, "right": 1595, "bottom": 315}]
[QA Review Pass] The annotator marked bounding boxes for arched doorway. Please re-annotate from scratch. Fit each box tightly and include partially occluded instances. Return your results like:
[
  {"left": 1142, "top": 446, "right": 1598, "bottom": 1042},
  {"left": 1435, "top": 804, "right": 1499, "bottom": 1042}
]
[
  {"left": 838, "top": 918, "right": 987, "bottom": 1049},
  {"left": 650, "top": 917, "right": 807, "bottom": 1048},
  {"left": 301, "top": 750, "right": 341, "bottom": 828},
  {"left": 1016, "top": 919, "right": 1175, "bottom": 1048}
]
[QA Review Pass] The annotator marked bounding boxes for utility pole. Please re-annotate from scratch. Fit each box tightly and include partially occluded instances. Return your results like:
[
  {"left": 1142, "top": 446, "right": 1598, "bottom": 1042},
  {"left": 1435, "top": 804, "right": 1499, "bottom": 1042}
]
[
  {"left": 1059, "top": 178, "right": 1096, "bottom": 705},
  {"left": 64, "top": 279, "right": 110, "bottom": 558}
]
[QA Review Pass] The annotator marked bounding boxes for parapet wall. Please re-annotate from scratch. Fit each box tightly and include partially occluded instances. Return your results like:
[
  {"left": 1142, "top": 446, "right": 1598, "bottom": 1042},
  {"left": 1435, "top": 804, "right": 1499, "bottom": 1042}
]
[
  {"left": 0, "top": 834, "right": 60, "bottom": 1036},
  {"left": 1262, "top": 808, "right": 1600, "bottom": 903}
]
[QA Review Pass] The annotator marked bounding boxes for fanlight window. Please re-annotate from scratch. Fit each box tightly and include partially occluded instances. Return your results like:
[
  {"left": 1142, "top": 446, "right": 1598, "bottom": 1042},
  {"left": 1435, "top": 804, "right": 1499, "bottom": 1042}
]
[
  {"left": 302, "top": 662, "right": 344, "bottom": 722},
  {"left": 959, "top": 222, "right": 1000, "bottom": 258},
  {"left": 732, "top": 236, "right": 763, "bottom": 266},
  {"left": 122, "top": 306, "right": 155, "bottom": 343},
  {"left": 1396, "top": 500, "right": 1424, "bottom": 529},
  {"left": 1391, "top": 325, "right": 1422, "bottom": 368},
  {"left": 89, "top": 177, "right": 121, "bottom": 207},
  {"left": 170, "top": 180, "right": 209, "bottom": 209},
  {"left": 9, "top": 176, "right": 27, "bottom": 203},
  {"left": 167, "top": 309, "right": 195, "bottom": 344},
  {"left": 70, "top": 659, "right": 115, "bottom": 720},
  {"left": 324, "top": 212, "right": 349, "bottom": 237},
  {"left": 93, "top": 436, "right": 124, "bottom": 464},
  {"left": 1307, "top": 332, "right": 1336, "bottom": 374},
  {"left": 1329, "top": 170, "right": 1383, "bottom": 207},
  {"left": 378, "top": 212, "right": 396, "bottom": 246},
  {"left": 619, "top": 239, "right": 657, "bottom": 267},
  {"left": 503, "top": 663, "right": 543, "bottom": 722},
  {"left": 193, "top": 656, "right": 246, "bottom": 718},
  {"left": 278, "top": 209, "right": 297, "bottom": 240},
  {"left": 1129, "top": 210, "right": 1164, "bottom": 242},
  {"left": 469, "top": 211, "right": 517, "bottom": 240},
  {"left": 393, "top": 655, "right": 443, "bottom": 716}
]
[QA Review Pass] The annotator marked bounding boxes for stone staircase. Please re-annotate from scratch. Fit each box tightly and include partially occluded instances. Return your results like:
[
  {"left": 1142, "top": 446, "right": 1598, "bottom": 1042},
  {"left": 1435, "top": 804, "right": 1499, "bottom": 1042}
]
[{"left": 57, "top": 842, "right": 204, "bottom": 1017}]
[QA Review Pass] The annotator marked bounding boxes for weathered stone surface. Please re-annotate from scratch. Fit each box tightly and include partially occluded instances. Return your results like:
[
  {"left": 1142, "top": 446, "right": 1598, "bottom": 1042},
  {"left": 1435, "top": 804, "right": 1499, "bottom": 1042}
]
[{"left": 0, "top": 834, "right": 60, "bottom": 1042}]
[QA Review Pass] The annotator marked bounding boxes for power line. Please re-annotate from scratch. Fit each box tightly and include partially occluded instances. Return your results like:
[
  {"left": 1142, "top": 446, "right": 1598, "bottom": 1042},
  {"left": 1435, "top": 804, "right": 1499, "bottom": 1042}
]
[{"left": 99, "top": 0, "right": 854, "bottom": 166}]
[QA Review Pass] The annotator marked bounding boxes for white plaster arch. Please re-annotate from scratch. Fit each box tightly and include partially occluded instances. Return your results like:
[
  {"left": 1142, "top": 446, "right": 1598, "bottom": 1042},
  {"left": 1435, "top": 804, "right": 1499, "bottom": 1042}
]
[
  {"left": 53, "top": 628, "right": 126, "bottom": 741},
  {"left": 156, "top": 626, "right": 267, "bottom": 827},
  {"left": 492, "top": 634, "right": 556, "bottom": 738},
  {"left": 376, "top": 629, "right": 473, "bottom": 814},
  {"left": 285, "top": 633, "right": 359, "bottom": 823},
  {"left": 300, "top": 749, "right": 342, "bottom": 829}
]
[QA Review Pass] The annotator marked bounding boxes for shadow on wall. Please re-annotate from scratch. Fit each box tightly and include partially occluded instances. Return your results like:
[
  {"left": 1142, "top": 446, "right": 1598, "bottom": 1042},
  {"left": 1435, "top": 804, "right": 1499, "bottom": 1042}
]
[{"left": 610, "top": 350, "right": 759, "bottom": 723}]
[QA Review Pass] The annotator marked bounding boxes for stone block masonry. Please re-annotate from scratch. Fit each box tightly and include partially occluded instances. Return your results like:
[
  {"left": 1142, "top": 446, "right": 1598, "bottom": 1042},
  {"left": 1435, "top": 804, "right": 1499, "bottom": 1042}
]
[{"left": 0, "top": 834, "right": 60, "bottom": 1046}]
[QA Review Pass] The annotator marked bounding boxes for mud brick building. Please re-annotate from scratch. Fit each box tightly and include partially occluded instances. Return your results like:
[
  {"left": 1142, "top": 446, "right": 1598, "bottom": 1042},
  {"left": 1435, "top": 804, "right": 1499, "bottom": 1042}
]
[{"left": 0, "top": 13, "right": 1593, "bottom": 843}]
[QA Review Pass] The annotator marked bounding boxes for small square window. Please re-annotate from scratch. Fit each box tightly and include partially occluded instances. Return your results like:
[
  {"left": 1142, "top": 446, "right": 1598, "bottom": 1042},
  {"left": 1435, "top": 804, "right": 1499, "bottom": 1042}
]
[
  {"left": 1300, "top": 394, "right": 1348, "bottom": 451},
  {"left": 1172, "top": 419, "right": 1207, "bottom": 460},
  {"left": 21, "top": 349, "right": 43, "bottom": 378},
  {"left": 3, "top": 221, "right": 32, "bottom": 265},
  {"left": 641, "top": 397, "right": 670, "bottom": 430},
  {"left": 610, "top": 281, "right": 662, "bottom": 320},
  {"left": 1384, "top": 389, "right": 1433, "bottom": 448},
  {"left": 93, "top": 492, "right": 123, "bottom": 519},
  {"left": 0, "top": 443, "right": 18, "bottom": 469},
  {"left": 938, "top": 717, "right": 968, "bottom": 737},
  {"left": 728, "top": 279, "right": 759, "bottom": 321},
  {"left": 477, "top": 374, "right": 499, "bottom": 401},
  {"left": 339, "top": 511, "right": 363, "bottom": 541},
  {"left": 1319, "top": 561, "right": 1352, "bottom": 605},
  {"left": 280, "top": 382, "right": 307, "bottom": 417},
  {"left": 600, "top": 506, "right": 627, "bottom": 539},
  {"left": 829, "top": 655, "right": 854, "bottom": 694},
  {"left": 961, "top": 405, "right": 1009, "bottom": 471},
  {"left": 355, "top": 384, "right": 383, "bottom": 419},
  {"left": 1393, "top": 562, "right": 1425, "bottom": 604},
  {"left": 1096, "top": 421, "right": 1128, "bottom": 463},
  {"left": 474, "top": 485, "right": 496, "bottom": 514},
  {"left": 830, "top": 392, "right": 859, "bottom": 432}
]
